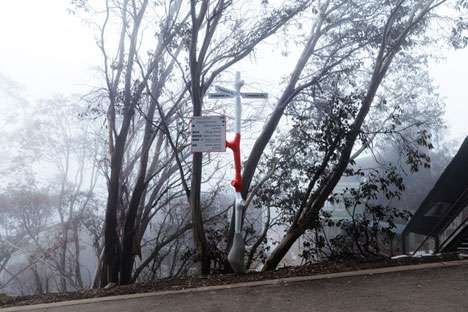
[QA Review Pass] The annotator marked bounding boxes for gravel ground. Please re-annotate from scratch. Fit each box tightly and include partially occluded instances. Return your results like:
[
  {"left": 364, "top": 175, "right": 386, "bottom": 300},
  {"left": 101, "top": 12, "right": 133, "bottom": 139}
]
[
  {"left": 0, "top": 253, "right": 462, "bottom": 308},
  {"left": 2, "top": 259, "right": 467, "bottom": 312}
]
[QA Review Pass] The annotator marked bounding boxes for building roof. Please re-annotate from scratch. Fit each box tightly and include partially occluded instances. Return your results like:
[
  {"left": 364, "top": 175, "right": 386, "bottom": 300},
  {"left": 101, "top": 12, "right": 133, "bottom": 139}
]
[{"left": 402, "top": 137, "right": 468, "bottom": 236}]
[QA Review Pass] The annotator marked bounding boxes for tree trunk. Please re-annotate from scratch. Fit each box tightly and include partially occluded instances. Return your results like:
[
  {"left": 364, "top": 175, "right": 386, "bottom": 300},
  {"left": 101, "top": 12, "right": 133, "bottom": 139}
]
[
  {"left": 30, "top": 262, "right": 43, "bottom": 295},
  {"left": 241, "top": 11, "right": 326, "bottom": 198},
  {"left": 73, "top": 221, "right": 84, "bottom": 289},
  {"left": 262, "top": 226, "right": 304, "bottom": 271},
  {"left": 119, "top": 181, "right": 145, "bottom": 284},
  {"left": 191, "top": 151, "right": 210, "bottom": 274},
  {"left": 120, "top": 100, "right": 156, "bottom": 284},
  {"left": 189, "top": 24, "right": 210, "bottom": 274},
  {"left": 92, "top": 247, "right": 104, "bottom": 289},
  {"left": 59, "top": 224, "right": 69, "bottom": 292},
  {"left": 101, "top": 134, "right": 126, "bottom": 286}
]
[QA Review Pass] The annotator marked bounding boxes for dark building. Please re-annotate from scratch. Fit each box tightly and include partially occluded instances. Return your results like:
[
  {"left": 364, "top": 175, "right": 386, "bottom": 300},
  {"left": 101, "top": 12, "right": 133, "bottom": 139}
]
[{"left": 402, "top": 137, "right": 468, "bottom": 254}]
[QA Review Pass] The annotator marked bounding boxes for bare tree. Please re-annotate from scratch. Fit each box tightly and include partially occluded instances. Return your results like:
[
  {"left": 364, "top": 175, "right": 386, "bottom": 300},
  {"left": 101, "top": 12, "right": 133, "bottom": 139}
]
[
  {"left": 0, "top": 97, "right": 103, "bottom": 293},
  {"left": 93, "top": 0, "right": 214, "bottom": 285},
  {"left": 185, "top": 0, "right": 311, "bottom": 274}
]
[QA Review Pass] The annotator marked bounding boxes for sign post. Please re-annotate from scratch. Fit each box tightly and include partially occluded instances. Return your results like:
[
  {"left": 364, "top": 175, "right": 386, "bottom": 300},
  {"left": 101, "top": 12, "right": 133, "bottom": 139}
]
[
  {"left": 206, "top": 72, "right": 268, "bottom": 273},
  {"left": 191, "top": 116, "right": 226, "bottom": 153}
]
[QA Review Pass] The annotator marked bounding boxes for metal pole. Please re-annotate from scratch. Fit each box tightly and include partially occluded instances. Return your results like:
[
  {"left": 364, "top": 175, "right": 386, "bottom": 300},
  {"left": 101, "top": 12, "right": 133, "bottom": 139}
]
[
  {"left": 235, "top": 71, "right": 242, "bottom": 134},
  {"left": 207, "top": 72, "right": 267, "bottom": 273},
  {"left": 228, "top": 71, "right": 245, "bottom": 273},
  {"left": 234, "top": 71, "right": 243, "bottom": 235}
]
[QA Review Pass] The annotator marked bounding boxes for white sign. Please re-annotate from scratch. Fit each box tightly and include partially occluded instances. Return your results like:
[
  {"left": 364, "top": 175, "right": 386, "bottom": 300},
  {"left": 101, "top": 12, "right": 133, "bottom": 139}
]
[
  {"left": 215, "top": 86, "right": 237, "bottom": 97},
  {"left": 191, "top": 116, "right": 226, "bottom": 152}
]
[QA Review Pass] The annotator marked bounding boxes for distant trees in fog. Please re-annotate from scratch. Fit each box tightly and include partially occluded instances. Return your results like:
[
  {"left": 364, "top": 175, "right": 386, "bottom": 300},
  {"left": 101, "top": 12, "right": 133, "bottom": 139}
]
[{"left": 0, "top": 0, "right": 466, "bottom": 294}]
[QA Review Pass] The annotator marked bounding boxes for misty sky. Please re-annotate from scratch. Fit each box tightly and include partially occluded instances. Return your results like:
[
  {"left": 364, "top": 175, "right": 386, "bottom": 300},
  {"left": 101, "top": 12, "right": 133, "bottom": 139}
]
[{"left": 0, "top": 1, "right": 467, "bottom": 146}]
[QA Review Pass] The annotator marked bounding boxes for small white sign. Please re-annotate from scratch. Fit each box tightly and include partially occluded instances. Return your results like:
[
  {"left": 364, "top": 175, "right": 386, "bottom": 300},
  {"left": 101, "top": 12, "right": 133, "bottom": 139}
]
[{"left": 191, "top": 116, "right": 226, "bottom": 152}]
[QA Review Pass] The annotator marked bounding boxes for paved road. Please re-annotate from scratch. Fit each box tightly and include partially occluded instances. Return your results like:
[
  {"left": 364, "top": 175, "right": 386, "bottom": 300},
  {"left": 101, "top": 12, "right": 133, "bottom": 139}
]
[{"left": 5, "top": 264, "right": 468, "bottom": 312}]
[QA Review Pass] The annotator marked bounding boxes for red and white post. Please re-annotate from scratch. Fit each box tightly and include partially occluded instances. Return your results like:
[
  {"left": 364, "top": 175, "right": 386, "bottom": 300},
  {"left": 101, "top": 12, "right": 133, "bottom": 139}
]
[
  {"left": 226, "top": 71, "right": 245, "bottom": 273},
  {"left": 206, "top": 72, "right": 268, "bottom": 273}
]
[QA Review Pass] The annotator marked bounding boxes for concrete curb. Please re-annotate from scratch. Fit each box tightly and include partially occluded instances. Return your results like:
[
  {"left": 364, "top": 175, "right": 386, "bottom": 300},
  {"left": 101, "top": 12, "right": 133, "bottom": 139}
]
[{"left": 2, "top": 259, "right": 468, "bottom": 311}]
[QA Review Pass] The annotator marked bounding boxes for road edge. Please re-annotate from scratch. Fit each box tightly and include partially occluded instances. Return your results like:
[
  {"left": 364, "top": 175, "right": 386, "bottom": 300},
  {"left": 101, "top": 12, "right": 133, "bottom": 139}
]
[{"left": 3, "top": 259, "right": 468, "bottom": 311}]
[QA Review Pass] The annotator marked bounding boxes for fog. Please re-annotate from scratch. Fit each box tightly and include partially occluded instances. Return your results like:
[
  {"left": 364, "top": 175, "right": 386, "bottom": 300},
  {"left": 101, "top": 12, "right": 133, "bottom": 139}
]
[
  {"left": 0, "top": 0, "right": 466, "bottom": 298},
  {"left": 1, "top": 1, "right": 467, "bottom": 144}
]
